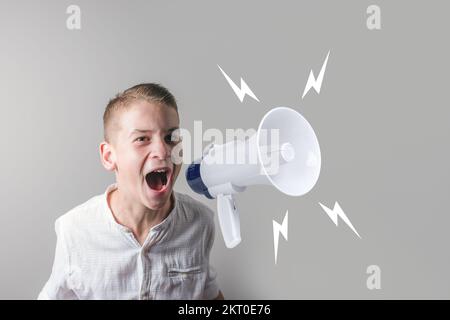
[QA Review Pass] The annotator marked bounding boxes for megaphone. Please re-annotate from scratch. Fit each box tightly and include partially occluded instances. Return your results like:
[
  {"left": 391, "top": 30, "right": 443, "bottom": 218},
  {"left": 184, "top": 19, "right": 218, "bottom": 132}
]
[{"left": 186, "top": 107, "right": 321, "bottom": 248}]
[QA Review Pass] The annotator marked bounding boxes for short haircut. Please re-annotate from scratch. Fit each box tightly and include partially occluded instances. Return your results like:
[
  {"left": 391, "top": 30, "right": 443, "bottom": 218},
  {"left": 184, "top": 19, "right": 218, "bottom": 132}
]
[{"left": 103, "top": 83, "right": 178, "bottom": 143}]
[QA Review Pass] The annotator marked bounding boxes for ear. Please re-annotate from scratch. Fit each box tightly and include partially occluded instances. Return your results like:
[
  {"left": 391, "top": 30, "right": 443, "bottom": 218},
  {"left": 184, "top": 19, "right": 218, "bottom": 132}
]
[{"left": 99, "top": 141, "right": 117, "bottom": 172}]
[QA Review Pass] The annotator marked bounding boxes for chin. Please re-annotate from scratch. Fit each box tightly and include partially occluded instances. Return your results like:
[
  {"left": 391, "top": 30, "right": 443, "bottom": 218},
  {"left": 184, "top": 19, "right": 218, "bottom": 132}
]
[{"left": 142, "top": 187, "right": 173, "bottom": 210}]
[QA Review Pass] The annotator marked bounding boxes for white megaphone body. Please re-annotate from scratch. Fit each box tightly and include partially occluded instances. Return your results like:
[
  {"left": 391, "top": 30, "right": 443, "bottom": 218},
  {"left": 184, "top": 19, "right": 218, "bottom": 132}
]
[{"left": 186, "top": 107, "right": 321, "bottom": 248}]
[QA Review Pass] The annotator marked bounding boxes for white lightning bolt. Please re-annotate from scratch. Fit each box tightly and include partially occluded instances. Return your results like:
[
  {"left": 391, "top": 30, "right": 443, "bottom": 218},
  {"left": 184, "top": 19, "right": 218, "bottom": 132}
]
[
  {"left": 302, "top": 50, "right": 330, "bottom": 99},
  {"left": 272, "top": 210, "right": 288, "bottom": 264},
  {"left": 319, "top": 202, "right": 361, "bottom": 238},
  {"left": 217, "top": 65, "right": 260, "bottom": 102}
]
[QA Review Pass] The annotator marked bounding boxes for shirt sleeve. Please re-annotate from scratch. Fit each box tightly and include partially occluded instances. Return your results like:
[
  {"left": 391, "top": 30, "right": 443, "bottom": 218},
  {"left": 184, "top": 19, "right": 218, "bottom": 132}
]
[
  {"left": 203, "top": 209, "right": 220, "bottom": 299},
  {"left": 203, "top": 265, "right": 220, "bottom": 299},
  {"left": 38, "top": 218, "right": 78, "bottom": 300}
]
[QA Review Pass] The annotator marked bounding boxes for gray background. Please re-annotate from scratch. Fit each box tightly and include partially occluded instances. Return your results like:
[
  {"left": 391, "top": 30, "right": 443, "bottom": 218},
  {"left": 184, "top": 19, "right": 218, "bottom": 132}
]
[{"left": 0, "top": 0, "right": 449, "bottom": 299}]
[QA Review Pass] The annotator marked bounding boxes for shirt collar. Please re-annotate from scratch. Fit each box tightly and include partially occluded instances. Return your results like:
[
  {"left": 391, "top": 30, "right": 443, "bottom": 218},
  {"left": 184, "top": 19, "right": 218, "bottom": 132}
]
[{"left": 102, "top": 183, "right": 178, "bottom": 235}]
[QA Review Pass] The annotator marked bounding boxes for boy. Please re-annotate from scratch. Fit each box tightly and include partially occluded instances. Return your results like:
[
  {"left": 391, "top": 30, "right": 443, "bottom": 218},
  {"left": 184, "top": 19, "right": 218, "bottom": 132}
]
[{"left": 38, "top": 83, "right": 224, "bottom": 300}]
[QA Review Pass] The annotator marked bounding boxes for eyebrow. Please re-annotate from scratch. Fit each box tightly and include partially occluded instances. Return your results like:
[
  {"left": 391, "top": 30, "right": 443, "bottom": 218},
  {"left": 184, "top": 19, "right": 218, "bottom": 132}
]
[{"left": 128, "top": 127, "right": 179, "bottom": 138}]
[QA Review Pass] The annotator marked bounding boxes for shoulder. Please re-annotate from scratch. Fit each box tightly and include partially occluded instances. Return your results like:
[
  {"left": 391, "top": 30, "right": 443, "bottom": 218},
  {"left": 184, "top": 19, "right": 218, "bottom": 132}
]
[
  {"left": 174, "top": 192, "right": 215, "bottom": 229},
  {"left": 172, "top": 192, "right": 217, "bottom": 251},
  {"left": 54, "top": 192, "right": 105, "bottom": 238}
]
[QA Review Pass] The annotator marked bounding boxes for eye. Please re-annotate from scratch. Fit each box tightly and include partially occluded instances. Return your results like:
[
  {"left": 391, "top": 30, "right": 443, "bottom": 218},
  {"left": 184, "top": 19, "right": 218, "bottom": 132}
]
[
  {"left": 165, "top": 131, "right": 182, "bottom": 145},
  {"left": 135, "top": 136, "right": 150, "bottom": 143},
  {"left": 164, "top": 134, "right": 176, "bottom": 145}
]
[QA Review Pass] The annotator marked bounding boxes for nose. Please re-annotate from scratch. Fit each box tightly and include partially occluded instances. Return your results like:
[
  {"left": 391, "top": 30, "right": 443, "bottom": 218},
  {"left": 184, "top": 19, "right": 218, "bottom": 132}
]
[{"left": 151, "top": 136, "right": 170, "bottom": 160}]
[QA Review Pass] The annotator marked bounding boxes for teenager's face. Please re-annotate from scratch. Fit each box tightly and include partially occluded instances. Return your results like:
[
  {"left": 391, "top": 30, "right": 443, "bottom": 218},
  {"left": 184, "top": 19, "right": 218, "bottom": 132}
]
[{"left": 112, "top": 100, "right": 181, "bottom": 210}]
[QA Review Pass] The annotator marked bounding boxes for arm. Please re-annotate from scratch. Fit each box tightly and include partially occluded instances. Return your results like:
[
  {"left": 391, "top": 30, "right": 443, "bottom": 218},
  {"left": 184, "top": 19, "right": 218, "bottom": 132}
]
[
  {"left": 38, "top": 218, "right": 78, "bottom": 300},
  {"left": 214, "top": 290, "right": 224, "bottom": 300}
]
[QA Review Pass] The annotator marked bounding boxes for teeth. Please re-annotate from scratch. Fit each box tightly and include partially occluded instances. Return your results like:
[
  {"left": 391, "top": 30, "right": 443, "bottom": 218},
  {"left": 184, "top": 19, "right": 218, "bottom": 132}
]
[
  {"left": 145, "top": 168, "right": 169, "bottom": 176},
  {"left": 146, "top": 168, "right": 168, "bottom": 175}
]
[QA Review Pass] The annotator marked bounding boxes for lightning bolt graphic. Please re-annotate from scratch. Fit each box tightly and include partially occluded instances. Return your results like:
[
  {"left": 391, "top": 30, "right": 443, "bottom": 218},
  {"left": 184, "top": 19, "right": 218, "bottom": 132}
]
[
  {"left": 302, "top": 50, "right": 330, "bottom": 99},
  {"left": 217, "top": 65, "right": 260, "bottom": 102},
  {"left": 319, "top": 202, "right": 361, "bottom": 238},
  {"left": 272, "top": 210, "right": 288, "bottom": 264}
]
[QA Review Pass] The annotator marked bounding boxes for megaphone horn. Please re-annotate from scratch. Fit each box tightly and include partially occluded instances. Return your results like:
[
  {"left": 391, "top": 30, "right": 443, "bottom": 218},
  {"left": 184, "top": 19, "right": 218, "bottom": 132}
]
[{"left": 186, "top": 107, "right": 321, "bottom": 248}]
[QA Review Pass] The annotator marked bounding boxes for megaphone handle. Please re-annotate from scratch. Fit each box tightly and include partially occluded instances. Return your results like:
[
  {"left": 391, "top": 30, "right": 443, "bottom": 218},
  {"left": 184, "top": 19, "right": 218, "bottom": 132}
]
[{"left": 217, "top": 194, "right": 241, "bottom": 248}]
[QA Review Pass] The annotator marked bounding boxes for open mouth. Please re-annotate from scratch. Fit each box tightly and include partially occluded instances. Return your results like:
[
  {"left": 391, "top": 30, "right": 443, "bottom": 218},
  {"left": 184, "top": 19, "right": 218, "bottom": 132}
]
[{"left": 145, "top": 167, "right": 171, "bottom": 191}]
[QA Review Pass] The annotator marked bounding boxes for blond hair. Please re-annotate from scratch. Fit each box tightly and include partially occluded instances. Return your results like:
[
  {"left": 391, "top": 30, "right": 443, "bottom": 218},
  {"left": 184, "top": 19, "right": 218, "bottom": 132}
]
[{"left": 103, "top": 83, "right": 178, "bottom": 143}]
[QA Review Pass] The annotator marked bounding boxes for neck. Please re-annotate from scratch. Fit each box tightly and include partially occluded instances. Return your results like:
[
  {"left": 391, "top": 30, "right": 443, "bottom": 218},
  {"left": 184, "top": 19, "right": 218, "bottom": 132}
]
[{"left": 108, "top": 186, "right": 174, "bottom": 240}]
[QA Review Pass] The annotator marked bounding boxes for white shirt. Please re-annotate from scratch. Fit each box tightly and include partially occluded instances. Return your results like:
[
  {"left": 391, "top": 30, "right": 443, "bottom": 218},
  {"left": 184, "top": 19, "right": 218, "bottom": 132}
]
[{"left": 38, "top": 183, "right": 220, "bottom": 300}]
